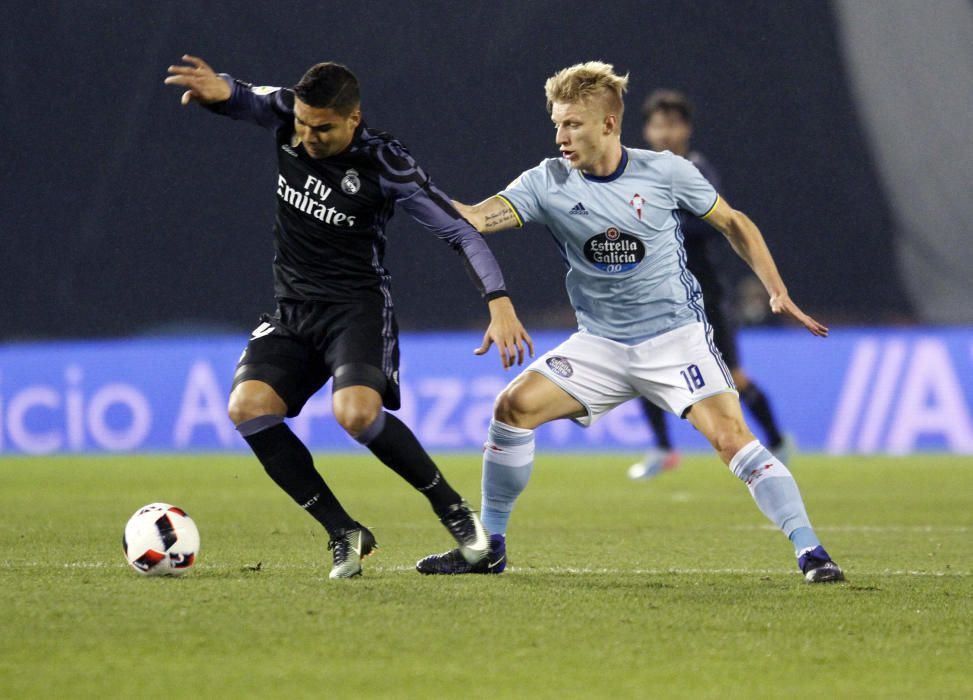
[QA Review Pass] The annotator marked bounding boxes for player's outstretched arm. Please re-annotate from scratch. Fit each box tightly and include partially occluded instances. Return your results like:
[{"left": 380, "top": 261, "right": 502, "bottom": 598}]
[
  {"left": 452, "top": 196, "right": 522, "bottom": 234},
  {"left": 164, "top": 55, "right": 231, "bottom": 106},
  {"left": 475, "top": 296, "right": 535, "bottom": 369},
  {"left": 704, "top": 197, "right": 829, "bottom": 337},
  {"left": 387, "top": 167, "right": 532, "bottom": 366}
]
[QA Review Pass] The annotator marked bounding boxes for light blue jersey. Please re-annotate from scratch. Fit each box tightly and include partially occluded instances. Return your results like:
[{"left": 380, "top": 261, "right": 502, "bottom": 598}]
[{"left": 498, "top": 148, "right": 719, "bottom": 341}]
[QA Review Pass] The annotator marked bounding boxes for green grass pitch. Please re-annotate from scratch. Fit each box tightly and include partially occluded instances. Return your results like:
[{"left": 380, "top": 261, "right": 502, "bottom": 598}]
[{"left": 1, "top": 452, "right": 971, "bottom": 698}]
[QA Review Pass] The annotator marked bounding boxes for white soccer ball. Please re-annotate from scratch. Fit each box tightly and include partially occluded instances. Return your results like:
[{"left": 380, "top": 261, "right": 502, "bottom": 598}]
[{"left": 123, "top": 503, "right": 200, "bottom": 576}]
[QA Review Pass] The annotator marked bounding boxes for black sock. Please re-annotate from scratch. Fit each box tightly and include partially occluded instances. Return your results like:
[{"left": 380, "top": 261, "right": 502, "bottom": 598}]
[
  {"left": 641, "top": 397, "right": 672, "bottom": 450},
  {"left": 363, "top": 412, "right": 462, "bottom": 517},
  {"left": 243, "top": 423, "right": 356, "bottom": 537},
  {"left": 739, "top": 382, "right": 783, "bottom": 448}
]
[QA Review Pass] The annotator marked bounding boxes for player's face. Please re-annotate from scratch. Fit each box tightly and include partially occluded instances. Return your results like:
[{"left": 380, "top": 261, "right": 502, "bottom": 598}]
[
  {"left": 293, "top": 98, "right": 362, "bottom": 159},
  {"left": 644, "top": 110, "right": 692, "bottom": 155},
  {"left": 551, "top": 100, "right": 616, "bottom": 172}
]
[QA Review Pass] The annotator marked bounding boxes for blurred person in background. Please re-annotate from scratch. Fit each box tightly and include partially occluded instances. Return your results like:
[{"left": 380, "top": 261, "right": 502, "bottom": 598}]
[{"left": 628, "top": 90, "right": 792, "bottom": 481}]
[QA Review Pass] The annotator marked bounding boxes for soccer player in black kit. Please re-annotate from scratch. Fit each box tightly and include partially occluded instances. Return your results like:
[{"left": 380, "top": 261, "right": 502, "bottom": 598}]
[
  {"left": 165, "top": 55, "right": 533, "bottom": 579},
  {"left": 629, "top": 90, "right": 792, "bottom": 480}
]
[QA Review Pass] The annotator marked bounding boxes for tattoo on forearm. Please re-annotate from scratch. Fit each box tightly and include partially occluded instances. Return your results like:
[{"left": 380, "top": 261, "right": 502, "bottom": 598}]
[{"left": 483, "top": 207, "right": 515, "bottom": 230}]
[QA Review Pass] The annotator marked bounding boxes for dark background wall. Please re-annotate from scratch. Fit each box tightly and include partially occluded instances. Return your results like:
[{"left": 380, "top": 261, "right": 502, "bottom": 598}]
[{"left": 0, "top": 1, "right": 910, "bottom": 341}]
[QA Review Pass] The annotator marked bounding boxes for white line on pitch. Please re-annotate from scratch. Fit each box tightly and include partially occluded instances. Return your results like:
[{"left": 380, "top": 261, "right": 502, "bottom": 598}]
[
  {"left": 406, "top": 566, "right": 971, "bottom": 577},
  {"left": 1, "top": 561, "right": 969, "bottom": 577},
  {"left": 730, "top": 524, "right": 970, "bottom": 533}
]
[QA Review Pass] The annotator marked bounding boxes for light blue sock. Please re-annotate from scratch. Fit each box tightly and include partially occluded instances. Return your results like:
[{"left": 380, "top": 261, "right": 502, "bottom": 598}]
[
  {"left": 481, "top": 420, "right": 535, "bottom": 535},
  {"left": 729, "top": 440, "right": 820, "bottom": 554},
  {"left": 788, "top": 527, "right": 819, "bottom": 553}
]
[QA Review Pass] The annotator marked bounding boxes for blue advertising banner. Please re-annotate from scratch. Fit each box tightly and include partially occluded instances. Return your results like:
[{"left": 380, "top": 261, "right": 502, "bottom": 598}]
[{"left": 1, "top": 328, "right": 971, "bottom": 455}]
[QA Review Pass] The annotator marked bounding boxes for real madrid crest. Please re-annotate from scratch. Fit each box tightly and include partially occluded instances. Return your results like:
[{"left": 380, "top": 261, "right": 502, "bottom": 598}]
[{"left": 341, "top": 168, "right": 361, "bottom": 195}]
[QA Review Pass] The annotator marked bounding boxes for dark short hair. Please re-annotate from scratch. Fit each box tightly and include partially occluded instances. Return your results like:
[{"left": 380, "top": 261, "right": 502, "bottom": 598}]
[
  {"left": 293, "top": 62, "right": 360, "bottom": 115},
  {"left": 642, "top": 89, "right": 693, "bottom": 124}
]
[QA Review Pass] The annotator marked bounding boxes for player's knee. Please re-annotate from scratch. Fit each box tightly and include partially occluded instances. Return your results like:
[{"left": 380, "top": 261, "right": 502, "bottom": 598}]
[
  {"left": 334, "top": 402, "right": 380, "bottom": 438},
  {"left": 709, "top": 422, "right": 754, "bottom": 461},
  {"left": 226, "top": 392, "right": 265, "bottom": 425},
  {"left": 493, "top": 386, "right": 536, "bottom": 429},
  {"left": 227, "top": 383, "right": 284, "bottom": 426}
]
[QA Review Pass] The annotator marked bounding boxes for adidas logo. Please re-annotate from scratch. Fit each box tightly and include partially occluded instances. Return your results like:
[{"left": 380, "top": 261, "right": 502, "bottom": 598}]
[{"left": 569, "top": 202, "right": 589, "bottom": 215}]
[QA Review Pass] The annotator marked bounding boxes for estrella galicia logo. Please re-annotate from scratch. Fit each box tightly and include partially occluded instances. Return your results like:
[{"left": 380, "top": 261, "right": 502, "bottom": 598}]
[
  {"left": 341, "top": 168, "right": 361, "bottom": 195},
  {"left": 583, "top": 227, "right": 645, "bottom": 272},
  {"left": 546, "top": 356, "right": 573, "bottom": 378}
]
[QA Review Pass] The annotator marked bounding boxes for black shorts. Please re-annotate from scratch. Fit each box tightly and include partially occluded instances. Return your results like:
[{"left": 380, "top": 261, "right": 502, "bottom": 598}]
[
  {"left": 231, "top": 298, "right": 400, "bottom": 417},
  {"left": 696, "top": 277, "right": 740, "bottom": 371}
]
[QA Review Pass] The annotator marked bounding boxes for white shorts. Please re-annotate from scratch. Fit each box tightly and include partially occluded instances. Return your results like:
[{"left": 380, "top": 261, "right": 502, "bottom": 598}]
[{"left": 526, "top": 322, "right": 737, "bottom": 427}]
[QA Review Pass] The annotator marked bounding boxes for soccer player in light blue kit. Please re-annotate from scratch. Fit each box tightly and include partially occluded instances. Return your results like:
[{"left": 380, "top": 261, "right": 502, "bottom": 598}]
[{"left": 417, "top": 62, "right": 844, "bottom": 582}]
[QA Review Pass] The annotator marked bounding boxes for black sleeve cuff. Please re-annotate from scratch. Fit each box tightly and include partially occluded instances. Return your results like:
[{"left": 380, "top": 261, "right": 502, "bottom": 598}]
[{"left": 485, "top": 290, "right": 510, "bottom": 302}]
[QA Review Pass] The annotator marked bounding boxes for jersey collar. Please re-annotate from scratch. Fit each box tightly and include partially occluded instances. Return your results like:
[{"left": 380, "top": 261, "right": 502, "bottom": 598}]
[
  {"left": 344, "top": 120, "right": 367, "bottom": 153},
  {"left": 582, "top": 147, "right": 628, "bottom": 183}
]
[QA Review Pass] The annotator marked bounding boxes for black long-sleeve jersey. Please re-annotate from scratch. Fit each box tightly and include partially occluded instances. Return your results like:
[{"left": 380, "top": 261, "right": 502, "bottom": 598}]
[{"left": 205, "top": 75, "right": 507, "bottom": 306}]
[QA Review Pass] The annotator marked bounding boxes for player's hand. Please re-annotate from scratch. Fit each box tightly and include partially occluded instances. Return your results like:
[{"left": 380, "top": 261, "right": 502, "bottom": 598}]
[
  {"left": 164, "top": 55, "right": 231, "bottom": 106},
  {"left": 770, "top": 292, "right": 829, "bottom": 337},
  {"left": 476, "top": 296, "right": 535, "bottom": 369}
]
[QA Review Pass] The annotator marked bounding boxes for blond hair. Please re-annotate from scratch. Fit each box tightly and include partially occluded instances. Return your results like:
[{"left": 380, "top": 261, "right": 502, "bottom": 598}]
[{"left": 544, "top": 61, "right": 630, "bottom": 125}]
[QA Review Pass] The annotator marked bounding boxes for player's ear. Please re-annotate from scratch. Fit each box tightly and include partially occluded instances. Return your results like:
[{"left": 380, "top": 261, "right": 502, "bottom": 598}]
[
  {"left": 604, "top": 113, "right": 617, "bottom": 135},
  {"left": 348, "top": 108, "right": 362, "bottom": 127}
]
